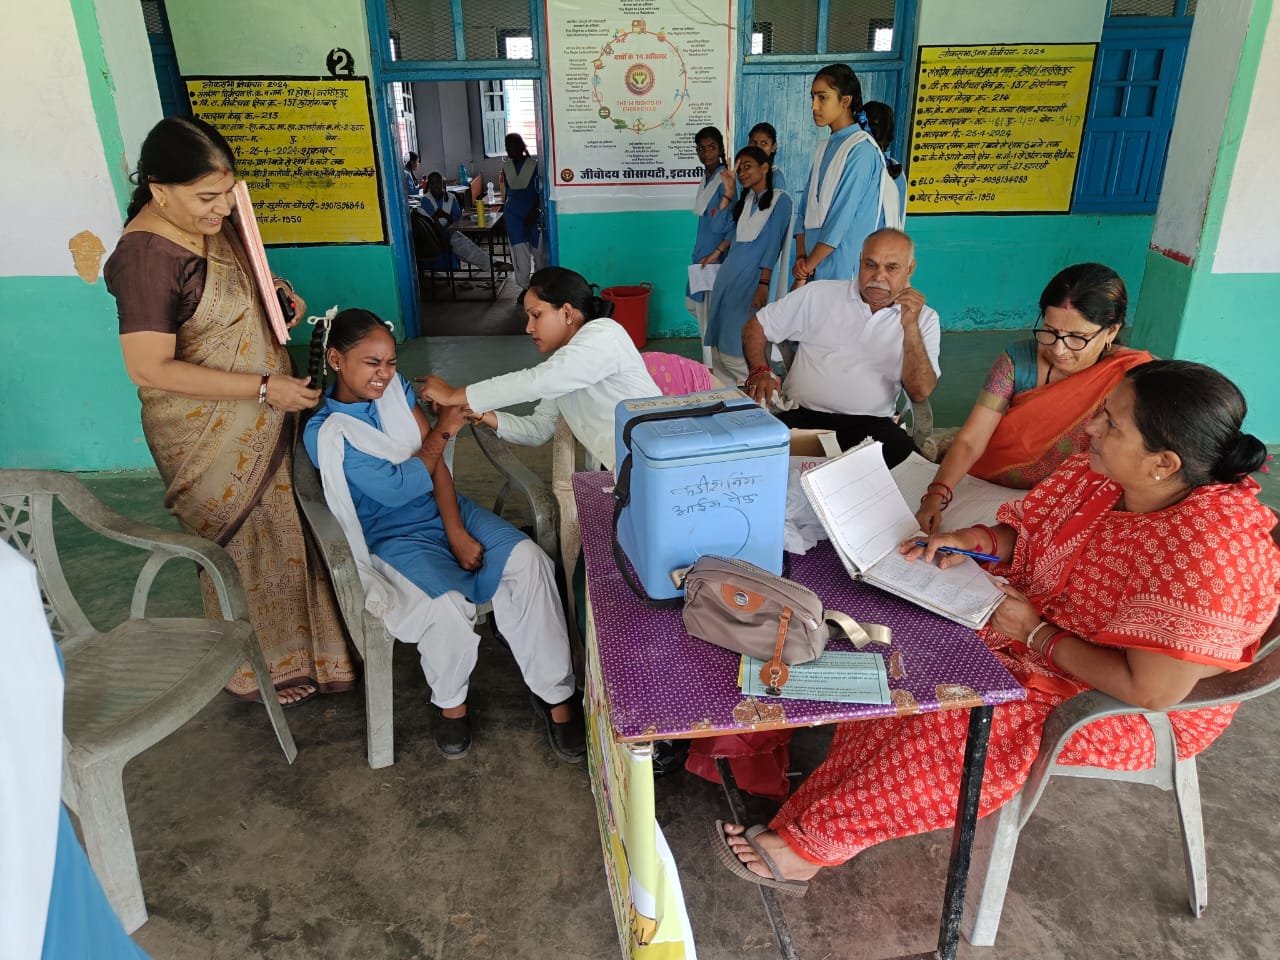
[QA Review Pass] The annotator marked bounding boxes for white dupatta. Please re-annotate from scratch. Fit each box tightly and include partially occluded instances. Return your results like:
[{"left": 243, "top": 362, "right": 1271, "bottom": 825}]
[
  {"left": 314, "top": 385, "right": 441, "bottom": 638},
  {"left": 502, "top": 157, "right": 537, "bottom": 190},
  {"left": 693, "top": 164, "right": 725, "bottom": 215},
  {"left": 803, "top": 129, "right": 903, "bottom": 231},
  {"left": 734, "top": 189, "right": 784, "bottom": 244}
]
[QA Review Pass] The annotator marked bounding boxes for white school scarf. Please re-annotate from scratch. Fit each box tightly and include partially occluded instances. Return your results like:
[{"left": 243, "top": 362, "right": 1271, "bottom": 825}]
[
  {"left": 315, "top": 386, "right": 440, "bottom": 635},
  {"left": 804, "top": 130, "right": 871, "bottom": 229},
  {"left": 502, "top": 157, "right": 537, "bottom": 190},
  {"left": 693, "top": 164, "right": 725, "bottom": 215},
  {"left": 734, "top": 188, "right": 785, "bottom": 243},
  {"left": 804, "top": 130, "right": 904, "bottom": 232},
  {"left": 421, "top": 191, "right": 458, "bottom": 219}
]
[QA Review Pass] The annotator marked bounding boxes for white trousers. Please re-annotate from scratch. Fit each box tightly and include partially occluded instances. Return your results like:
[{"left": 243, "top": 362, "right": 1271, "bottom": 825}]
[
  {"left": 511, "top": 241, "right": 543, "bottom": 289},
  {"left": 711, "top": 349, "right": 749, "bottom": 387},
  {"left": 449, "top": 230, "right": 491, "bottom": 270},
  {"left": 685, "top": 296, "right": 714, "bottom": 367},
  {"left": 411, "top": 540, "right": 575, "bottom": 709}
]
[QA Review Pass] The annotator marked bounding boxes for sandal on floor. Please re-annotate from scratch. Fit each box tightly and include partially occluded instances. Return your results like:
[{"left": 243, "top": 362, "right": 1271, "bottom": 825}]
[{"left": 708, "top": 821, "right": 809, "bottom": 897}]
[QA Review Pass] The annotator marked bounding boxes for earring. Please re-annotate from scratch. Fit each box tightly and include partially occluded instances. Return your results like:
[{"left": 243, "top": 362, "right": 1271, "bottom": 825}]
[
  {"left": 156, "top": 195, "right": 166, "bottom": 209},
  {"left": 1154, "top": 473, "right": 1162, "bottom": 481}
]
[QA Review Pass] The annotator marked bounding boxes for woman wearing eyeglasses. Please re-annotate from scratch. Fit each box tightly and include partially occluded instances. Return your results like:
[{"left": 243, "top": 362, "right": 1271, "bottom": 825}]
[{"left": 916, "top": 263, "right": 1152, "bottom": 534}]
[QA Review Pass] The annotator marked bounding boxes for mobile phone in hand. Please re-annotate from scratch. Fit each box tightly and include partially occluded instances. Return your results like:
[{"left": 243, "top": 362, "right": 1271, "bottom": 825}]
[{"left": 276, "top": 287, "right": 296, "bottom": 322}]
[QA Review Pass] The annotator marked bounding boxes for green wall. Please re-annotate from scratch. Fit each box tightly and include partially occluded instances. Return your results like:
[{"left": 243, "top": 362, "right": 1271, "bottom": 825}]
[
  {"left": 907, "top": 213, "right": 1154, "bottom": 330},
  {"left": 0, "top": 277, "right": 155, "bottom": 470},
  {"left": 556, "top": 210, "right": 700, "bottom": 338}
]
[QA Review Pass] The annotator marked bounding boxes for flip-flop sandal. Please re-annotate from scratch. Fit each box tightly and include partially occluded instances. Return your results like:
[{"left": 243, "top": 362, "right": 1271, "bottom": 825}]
[
  {"left": 278, "top": 684, "right": 318, "bottom": 709},
  {"left": 709, "top": 820, "right": 809, "bottom": 897}
]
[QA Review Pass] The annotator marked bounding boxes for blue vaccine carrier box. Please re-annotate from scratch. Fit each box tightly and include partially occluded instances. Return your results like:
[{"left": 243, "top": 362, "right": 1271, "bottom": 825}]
[{"left": 613, "top": 388, "right": 790, "bottom": 600}]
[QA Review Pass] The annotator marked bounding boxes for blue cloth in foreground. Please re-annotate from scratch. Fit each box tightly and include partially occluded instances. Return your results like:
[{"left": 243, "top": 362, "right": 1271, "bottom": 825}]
[
  {"left": 42, "top": 806, "right": 151, "bottom": 960},
  {"left": 304, "top": 376, "right": 524, "bottom": 603}
]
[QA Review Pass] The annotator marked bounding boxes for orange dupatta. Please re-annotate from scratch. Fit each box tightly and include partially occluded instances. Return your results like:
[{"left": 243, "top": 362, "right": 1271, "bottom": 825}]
[{"left": 970, "top": 348, "right": 1152, "bottom": 488}]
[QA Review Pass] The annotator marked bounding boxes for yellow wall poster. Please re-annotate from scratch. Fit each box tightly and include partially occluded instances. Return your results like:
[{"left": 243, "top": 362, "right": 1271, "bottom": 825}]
[
  {"left": 186, "top": 77, "right": 385, "bottom": 245},
  {"left": 907, "top": 44, "right": 1096, "bottom": 215}
]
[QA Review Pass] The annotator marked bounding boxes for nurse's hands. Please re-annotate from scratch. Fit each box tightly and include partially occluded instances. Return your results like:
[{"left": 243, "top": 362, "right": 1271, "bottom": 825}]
[
  {"left": 264, "top": 374, "right": 321, "bottom": 412},
  {"left": 414, "top": 375, "right": 466, "bottom": 408}
]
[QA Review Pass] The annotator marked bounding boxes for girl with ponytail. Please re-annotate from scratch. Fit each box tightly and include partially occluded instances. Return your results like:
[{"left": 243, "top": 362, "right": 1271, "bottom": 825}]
[
  {"left": 417, "top": 266, "right": 660, "bottom": 471},
  {"left": 104, "top": 116, "right": 356, "bottom": 707},
  {"left": 302, "top": 308, "right": 583, "bottom": 762},
  {"left": 698, "top": 145, "right": 793, "bottom": 385},
  {"left": 792, "top": 63, "right": 901, "bottom": 287}
]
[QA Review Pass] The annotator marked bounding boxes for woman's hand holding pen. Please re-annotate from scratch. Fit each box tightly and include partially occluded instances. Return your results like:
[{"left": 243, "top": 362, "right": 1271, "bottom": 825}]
[{"left": 899, "top": 531, "right": 974, "bottom": 569}]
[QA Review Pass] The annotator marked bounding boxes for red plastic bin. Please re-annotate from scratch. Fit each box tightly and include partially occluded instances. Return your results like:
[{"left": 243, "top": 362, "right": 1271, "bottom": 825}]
[{"left": 601, "top": 282, "right": 652, "bottom": 350}]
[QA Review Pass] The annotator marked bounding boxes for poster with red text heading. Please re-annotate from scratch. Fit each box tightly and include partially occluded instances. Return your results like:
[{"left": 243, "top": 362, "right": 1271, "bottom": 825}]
[{"left": 546, "top": 0, "right": 732, "bottom": 199}]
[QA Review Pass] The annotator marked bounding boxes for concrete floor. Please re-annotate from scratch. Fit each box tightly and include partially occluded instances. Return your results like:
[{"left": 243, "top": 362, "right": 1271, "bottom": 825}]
[{"left": 62, "top": 285, "right": 1280, "bottom": 959}]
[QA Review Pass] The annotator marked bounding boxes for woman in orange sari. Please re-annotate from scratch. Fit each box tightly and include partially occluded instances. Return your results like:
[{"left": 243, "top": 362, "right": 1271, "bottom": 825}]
[
  {"left": 714, "top": 361, "right": 1278, "bottom": 894},
  {"left": 105, "top": 117, "right": 356, "bottom": 707},
  {"left": 916, "top": 263, "right": 1151, "bottom": 535}
]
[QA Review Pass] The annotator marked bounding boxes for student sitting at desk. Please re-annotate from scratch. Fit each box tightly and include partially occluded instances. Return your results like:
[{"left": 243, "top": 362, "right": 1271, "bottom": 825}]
[
  {"left": 714, "top": 361, "right": 1279, "bottom": 896},
  {"left": 417, "top": 172, "right": 513, "bottom": 275}
]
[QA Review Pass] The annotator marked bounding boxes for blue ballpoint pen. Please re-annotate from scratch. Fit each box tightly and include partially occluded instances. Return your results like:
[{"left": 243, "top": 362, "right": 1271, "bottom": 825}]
[{"left": 912, "top": 541, "right": 1001, "bottom": 564}]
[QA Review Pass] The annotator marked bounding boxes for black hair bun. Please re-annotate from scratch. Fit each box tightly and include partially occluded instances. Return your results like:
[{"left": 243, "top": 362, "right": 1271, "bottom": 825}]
[
  {"left": 1211, "top": 432, "right": 1268, "bottom": 483},
  {"left": 593, "top": 295, "right": 615, "bottom": 319}
]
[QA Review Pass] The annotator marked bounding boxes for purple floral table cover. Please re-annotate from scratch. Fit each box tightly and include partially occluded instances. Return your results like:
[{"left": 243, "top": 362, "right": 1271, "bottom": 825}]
[{"left": 575, "top": 471, "right": 1026, "bottom": 742}]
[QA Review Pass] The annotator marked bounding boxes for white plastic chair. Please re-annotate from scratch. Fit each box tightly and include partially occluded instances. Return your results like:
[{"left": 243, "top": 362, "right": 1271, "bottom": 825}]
[
  {"left": 292, "top": 432, "right": 557, "bottom": 768},
  {"left": 962, "top": 551, "right": 1280, "bottom": 946},
  {"left": 0, "top": 469, "right": 296, "bottom": 932}
]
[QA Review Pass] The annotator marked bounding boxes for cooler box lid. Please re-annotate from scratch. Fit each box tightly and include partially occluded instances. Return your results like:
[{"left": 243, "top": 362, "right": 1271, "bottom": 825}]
[{"left": 630, "top": 406, "right": 789, "bottom": 461}]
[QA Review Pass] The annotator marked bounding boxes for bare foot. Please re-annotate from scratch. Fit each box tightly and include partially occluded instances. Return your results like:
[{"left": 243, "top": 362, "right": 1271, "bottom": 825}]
[
  {"left": 721, "top": 823, "right": 822, "bottom": 882},
  {"left": 278, "top": 683, "right": 317, "bottom": 707}
]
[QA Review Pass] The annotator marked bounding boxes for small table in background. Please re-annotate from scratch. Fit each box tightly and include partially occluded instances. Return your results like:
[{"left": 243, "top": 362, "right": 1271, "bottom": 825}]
[
  {"left": 573, "top": 471, "right": 1026, "bottom": 960},
  {"left": 456, "top": 208, "right": 507, "bottom": 301}
]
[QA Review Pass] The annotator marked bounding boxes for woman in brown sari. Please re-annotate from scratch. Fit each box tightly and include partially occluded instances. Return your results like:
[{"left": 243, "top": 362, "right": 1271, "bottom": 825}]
[{"left": 104, "top": 117, "right": 356, "bottom": 707}]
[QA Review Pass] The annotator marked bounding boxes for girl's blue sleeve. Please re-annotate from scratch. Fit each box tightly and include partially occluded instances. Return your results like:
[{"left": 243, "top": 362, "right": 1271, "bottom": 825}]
[
  {"left": 344, "top": 446, "right": 433, "bottom": 507},
  {"left": 811, "top": 142, "right": 881, "bottom": 252}
]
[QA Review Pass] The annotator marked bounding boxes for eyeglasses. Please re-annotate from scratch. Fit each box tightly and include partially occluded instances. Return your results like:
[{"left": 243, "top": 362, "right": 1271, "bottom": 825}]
[{"left": 1033, "top": 324, "right": 1106, "bottom": 352}]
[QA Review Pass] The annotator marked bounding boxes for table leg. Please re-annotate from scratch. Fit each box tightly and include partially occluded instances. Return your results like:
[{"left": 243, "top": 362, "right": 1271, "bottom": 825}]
[{"left": 933, "top": 704, "right": 994, "bottom": 960}]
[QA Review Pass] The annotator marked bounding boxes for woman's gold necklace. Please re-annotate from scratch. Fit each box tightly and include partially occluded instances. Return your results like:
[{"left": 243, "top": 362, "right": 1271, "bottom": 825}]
[{"left": 146, "top": 205, "right": 206, "bottom": 255}]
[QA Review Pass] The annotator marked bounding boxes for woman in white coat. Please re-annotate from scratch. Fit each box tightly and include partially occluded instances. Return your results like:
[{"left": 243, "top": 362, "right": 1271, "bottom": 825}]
[{"left": 417, "top": 267, "right": 660, "bottom": 471}]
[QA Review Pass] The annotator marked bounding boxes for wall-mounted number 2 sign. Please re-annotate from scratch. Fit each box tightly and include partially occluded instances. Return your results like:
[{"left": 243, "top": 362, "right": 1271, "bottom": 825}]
[{"left": 327, "top": 48, "right": 356, "bottom": 77}]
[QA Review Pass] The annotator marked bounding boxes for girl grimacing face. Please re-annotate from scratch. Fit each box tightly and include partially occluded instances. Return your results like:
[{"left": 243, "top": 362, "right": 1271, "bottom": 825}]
[
  {"left": 329, "top": 327, "right": 398, "bottom": 403},
  {"left": 524, "top": 290, "right": 577, "bottom": 354},
  {"left": 151, "top": 169, "right": 237, "bottom": 236}
]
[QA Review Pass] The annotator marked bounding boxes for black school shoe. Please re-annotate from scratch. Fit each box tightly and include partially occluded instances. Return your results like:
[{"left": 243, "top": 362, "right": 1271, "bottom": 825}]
[
  {"left": 434, "top": 709, "right": 472, "bottom": 760},
  {"left": 532, "top": 693, "right": 587, "bottom": 764}
]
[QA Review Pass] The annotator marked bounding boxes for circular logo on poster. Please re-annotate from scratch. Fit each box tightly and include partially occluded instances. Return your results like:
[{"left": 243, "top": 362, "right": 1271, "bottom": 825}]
[
  {"left": 624, "top": 63, "right": 656, "bottom": 97},
  {"left": 559, "top": 168, "right": 575, "bottom": 183}
]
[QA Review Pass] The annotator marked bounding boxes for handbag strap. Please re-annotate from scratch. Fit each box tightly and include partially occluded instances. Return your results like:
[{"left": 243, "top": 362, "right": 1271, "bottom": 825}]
[
  {"left": 823, "top": 609, "right": 892, "bottom": 649},
  {"left": 612, "top": 401, "right": 732, "bottom": 606},
  {"left": 760, "top": 607, "right": 793, "bottom": 695}
]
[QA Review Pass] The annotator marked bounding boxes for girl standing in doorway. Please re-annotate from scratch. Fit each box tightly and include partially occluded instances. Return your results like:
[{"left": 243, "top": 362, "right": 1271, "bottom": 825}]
[{"left": 501, "top": 133, "right": 543, "bottom": 295}]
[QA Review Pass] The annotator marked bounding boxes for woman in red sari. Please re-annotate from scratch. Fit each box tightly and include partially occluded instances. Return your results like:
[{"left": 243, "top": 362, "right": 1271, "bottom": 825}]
[
  {"left": 917, "top": 263, "right": 1151, "bottom": 535},
  {"left": 714, "top": 360, "right": 1278, "bottom": 894}
]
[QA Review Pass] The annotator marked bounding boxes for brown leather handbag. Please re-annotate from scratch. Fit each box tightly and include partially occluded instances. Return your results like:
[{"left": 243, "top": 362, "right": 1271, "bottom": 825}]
[{"left": 679, "top": 556, "right": 890, "bottom": 694}]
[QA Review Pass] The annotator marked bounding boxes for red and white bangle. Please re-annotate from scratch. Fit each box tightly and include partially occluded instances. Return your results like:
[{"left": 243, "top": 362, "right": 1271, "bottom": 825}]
[{"left": 258, "top": 374, "right": 270, "bottom": 405}]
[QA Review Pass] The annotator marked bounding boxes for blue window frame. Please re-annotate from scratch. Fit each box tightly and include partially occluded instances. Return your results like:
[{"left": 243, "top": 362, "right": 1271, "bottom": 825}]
[{"left": 1073, "top": 5, "right": 1193, "bottom": 213}]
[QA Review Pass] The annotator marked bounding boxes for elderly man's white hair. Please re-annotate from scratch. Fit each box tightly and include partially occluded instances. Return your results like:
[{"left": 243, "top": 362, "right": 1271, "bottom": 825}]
[{"left": 861, "top": 227, "right": 915, "bottom": 261}]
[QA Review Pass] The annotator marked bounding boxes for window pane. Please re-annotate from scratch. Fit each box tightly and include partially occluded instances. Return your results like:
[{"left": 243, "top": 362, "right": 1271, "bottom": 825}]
[
  {"left": 385, "top": 0, "right": 457, "bottom": 60},
  {"left": 1109, "top": 0, "right": 1178, "bottom": 16},
  {"left": 504, "top": 79, "right": 539, "bottom": 153},
  {"left": 753, "top": 0, "right": 817, "bottom": 54},
  {"left": 462, "top": 0, "right": 531, "bottom": 60},
  {"left": 827, "top": 0, "right": 898, "bottom": 54}
]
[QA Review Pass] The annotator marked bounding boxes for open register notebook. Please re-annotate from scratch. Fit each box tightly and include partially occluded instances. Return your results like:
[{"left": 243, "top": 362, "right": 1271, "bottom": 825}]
[{"left": 801, "top": 442, "right": 1004, "bottom": 629}]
